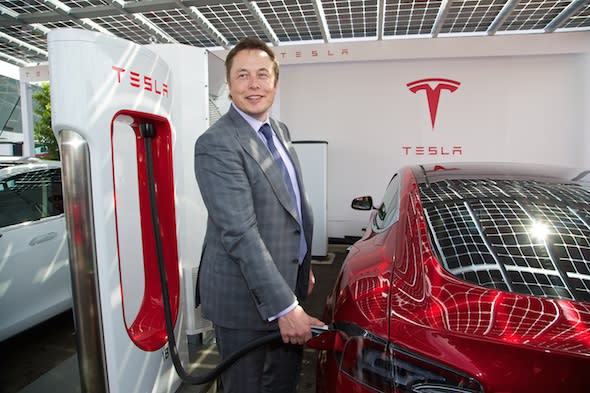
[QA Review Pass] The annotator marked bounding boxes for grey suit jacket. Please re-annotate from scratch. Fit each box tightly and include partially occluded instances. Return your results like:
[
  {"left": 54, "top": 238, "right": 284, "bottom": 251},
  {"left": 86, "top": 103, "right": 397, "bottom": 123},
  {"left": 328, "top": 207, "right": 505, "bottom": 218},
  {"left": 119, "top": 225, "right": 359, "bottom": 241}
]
[{"left": 194, "top": 105, "right": 314, "bottom": 330}]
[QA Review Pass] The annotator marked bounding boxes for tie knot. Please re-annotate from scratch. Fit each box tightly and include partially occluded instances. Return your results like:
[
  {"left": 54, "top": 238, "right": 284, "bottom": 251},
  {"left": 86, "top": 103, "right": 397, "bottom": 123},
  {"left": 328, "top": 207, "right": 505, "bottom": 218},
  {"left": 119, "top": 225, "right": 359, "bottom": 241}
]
[{"left": 259, "top": 123, "right": 272, "bottom": 141}]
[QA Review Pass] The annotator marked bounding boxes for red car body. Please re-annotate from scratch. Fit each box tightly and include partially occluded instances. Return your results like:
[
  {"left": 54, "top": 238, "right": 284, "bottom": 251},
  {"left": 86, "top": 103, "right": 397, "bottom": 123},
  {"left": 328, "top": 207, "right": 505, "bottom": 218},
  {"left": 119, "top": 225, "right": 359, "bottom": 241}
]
[{"left": 312, "top": 163, "right": 590, "bottom": 393}]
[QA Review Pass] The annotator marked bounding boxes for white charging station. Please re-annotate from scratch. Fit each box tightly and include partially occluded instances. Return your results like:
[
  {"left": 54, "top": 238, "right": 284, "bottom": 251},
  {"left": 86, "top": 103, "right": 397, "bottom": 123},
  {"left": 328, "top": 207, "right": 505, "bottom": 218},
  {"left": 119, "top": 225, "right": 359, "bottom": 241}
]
[{"left": 48, "top": 29, "right": 210, "bottom": 393}]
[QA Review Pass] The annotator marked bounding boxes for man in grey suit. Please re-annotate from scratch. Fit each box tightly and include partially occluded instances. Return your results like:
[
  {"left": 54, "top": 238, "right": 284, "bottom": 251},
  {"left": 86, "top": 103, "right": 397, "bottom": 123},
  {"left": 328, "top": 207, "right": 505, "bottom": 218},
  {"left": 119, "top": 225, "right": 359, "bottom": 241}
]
[{"left": 194, "top": 37, "right": 324, "bottom": 393}]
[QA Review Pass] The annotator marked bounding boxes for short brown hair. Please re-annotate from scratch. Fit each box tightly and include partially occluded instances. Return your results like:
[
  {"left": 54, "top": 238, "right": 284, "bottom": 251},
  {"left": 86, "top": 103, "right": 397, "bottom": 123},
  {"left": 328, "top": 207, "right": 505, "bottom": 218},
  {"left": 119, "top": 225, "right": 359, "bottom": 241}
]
[{"left": 225, "top": 37, "right": 279, "bottom": 85}]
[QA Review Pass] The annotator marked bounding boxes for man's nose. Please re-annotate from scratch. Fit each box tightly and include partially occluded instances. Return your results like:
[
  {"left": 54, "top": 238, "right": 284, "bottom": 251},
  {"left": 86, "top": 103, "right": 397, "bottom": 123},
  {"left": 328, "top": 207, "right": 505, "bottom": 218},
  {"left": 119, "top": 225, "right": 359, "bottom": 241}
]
[{"left": 248, "top": 76, "right": 261, "bottom": 89}]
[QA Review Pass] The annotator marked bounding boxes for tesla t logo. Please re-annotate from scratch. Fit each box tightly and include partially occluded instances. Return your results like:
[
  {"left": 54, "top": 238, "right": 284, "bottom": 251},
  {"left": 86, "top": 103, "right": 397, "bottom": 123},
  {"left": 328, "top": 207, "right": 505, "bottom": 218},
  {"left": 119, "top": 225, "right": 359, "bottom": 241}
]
[
  {"left": 407, "top": 78, "right": 460, "bottom": 129},
  {"left": 112, "top": 66, "right": 169, "bottom": 97}
]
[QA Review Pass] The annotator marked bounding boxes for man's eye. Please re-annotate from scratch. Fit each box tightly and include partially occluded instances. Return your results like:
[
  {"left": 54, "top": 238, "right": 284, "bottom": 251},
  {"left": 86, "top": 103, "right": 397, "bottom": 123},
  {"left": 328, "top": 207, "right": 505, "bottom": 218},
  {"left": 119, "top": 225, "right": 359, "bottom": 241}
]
[{"left": 238, "top": 73, "right": 248, "bottom": 79}]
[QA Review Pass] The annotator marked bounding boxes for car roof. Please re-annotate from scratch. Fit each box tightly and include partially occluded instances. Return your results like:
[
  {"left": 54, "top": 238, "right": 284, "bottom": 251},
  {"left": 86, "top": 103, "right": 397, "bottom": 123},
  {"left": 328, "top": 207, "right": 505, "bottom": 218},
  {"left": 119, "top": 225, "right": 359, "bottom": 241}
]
[
  {"left": 0, "top": 157, "right": 61, "bottom": 181},
  {"left": 413, "top": 162, "right": 590, "bottom": 303},
  {"left": 411, "top": 162, "right": 590, "bottom": 187}
]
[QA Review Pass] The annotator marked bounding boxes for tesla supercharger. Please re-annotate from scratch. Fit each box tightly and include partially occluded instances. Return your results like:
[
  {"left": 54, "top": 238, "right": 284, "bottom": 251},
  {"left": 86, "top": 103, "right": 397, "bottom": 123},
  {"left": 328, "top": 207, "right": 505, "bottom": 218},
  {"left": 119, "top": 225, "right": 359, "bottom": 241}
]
[{"left": 48, "top": 29, "right": 210, "bottom": 393}]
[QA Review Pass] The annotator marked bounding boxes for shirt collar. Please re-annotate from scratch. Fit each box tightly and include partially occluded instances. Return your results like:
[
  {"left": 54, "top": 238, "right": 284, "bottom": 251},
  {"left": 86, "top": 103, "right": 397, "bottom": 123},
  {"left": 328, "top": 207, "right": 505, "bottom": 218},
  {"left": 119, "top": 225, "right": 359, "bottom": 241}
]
[{"left": 232, "top": 102, "right": 270, "bottom": 133}]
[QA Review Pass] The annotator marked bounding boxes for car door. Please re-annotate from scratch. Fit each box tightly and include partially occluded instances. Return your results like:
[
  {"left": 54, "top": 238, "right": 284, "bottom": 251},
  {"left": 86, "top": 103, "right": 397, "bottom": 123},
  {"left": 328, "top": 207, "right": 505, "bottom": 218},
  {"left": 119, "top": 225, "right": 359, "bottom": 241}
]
[{"left": 0, "top": 166, "right": 71, "bottom": 341}]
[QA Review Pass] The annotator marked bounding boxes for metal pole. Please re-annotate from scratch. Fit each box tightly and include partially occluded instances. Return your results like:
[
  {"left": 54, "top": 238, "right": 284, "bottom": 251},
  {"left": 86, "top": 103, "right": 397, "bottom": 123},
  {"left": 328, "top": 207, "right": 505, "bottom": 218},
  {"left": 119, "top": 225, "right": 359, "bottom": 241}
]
[
  {"left": 19, "top": 81, "right": 34, "bottom": 157},
  {"left": 60, "top": 129, "right": 109, "bottom": 393}
]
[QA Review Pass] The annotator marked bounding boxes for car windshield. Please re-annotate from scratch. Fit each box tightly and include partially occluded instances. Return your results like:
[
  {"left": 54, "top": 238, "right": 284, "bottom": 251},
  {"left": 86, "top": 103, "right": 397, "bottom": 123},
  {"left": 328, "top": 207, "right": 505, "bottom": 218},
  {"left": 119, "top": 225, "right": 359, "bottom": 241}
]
[
  {"left": 420, "top": 178, "right": 590, "bottom": 302},
  {"left": 0, "top": 168, "right": 63, "bottom": 227}
]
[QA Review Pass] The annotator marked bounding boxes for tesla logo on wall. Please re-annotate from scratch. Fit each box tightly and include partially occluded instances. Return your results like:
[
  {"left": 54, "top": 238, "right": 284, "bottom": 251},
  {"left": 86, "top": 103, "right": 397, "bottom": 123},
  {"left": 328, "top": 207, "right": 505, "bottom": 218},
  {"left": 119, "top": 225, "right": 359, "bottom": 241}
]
[
  {"left": 403, "top": 77, "right": 463, "bottom": 156},
  {"left": 407, "top": 78, "right": 461, "bottom": 129}
]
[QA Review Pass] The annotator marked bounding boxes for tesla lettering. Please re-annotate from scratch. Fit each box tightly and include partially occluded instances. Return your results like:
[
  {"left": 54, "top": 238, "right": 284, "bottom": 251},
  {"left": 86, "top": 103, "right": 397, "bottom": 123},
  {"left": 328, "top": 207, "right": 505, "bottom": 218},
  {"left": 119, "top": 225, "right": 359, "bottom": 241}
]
[
  {"left": 402, "top": 146, "right": 463, "bottom": 156},
  {"left": 407, "top": 78, "right": 460, "bottom": 129},
  {"left": 277, "top": 48, "right": 349, "bottom": 60},
  {"left": 112, "top": 66, "right": 169, "bottom": 97}
]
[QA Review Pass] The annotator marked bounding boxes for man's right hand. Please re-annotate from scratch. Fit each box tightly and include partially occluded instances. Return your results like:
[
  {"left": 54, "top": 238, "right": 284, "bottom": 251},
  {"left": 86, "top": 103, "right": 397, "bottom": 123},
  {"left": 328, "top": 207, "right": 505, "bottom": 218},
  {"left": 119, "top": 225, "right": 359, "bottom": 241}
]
[{"left": 277, "top": 305, "right": 324, "bottom": 345}]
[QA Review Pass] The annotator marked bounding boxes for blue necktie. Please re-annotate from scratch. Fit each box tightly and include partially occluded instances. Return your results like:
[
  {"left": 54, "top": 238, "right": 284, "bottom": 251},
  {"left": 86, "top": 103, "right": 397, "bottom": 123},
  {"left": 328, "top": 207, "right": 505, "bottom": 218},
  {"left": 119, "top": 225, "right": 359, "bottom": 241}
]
[
  {"left": 259, "top": 123, "right": 299, "bottom": 212},
  {"left": 259, "top": 123, "right": 307, "bottom": 262}
]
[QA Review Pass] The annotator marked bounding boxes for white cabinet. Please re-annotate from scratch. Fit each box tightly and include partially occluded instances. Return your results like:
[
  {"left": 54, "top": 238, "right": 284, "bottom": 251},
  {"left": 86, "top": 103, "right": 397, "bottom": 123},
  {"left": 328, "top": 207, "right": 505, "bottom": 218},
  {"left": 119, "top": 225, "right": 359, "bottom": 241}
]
[{"left": 293, "top": 141, "right": 328, "bottom": 257}]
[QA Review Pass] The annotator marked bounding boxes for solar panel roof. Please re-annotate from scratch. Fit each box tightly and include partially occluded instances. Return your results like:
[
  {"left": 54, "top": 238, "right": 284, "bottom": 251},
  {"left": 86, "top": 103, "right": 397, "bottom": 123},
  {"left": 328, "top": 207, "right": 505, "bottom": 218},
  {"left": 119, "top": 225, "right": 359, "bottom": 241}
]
[
  {"left": 421, "top": 178, "right": 590, "bottom": 302},
  {"left": 0, "top": 0, "right": 587, "bottom": 66}
]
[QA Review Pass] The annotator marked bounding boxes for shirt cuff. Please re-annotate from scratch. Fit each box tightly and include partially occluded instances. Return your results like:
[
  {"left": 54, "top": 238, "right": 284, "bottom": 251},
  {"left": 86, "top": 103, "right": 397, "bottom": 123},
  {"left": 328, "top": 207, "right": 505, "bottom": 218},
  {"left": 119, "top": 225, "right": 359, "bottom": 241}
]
[{"left": 267, "top": 300, "right": 298, "bottom": 322}]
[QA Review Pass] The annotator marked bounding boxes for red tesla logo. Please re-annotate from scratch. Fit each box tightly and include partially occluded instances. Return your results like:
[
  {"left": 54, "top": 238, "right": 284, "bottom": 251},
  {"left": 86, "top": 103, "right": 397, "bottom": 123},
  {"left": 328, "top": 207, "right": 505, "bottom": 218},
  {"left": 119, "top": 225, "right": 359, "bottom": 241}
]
[
  {"left": 407, "top": 78, "right": 461, "bottom": 129},
  {"left": 112, "top": 66, "right": 169, "bottom": 97}
]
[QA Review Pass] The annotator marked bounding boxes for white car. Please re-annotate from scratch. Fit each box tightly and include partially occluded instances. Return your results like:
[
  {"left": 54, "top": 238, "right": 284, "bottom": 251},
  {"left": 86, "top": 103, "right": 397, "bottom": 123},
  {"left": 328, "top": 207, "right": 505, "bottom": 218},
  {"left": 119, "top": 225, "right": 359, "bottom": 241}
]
[{"left": 0, "top": 157, "right": 71, "bottom": 341}]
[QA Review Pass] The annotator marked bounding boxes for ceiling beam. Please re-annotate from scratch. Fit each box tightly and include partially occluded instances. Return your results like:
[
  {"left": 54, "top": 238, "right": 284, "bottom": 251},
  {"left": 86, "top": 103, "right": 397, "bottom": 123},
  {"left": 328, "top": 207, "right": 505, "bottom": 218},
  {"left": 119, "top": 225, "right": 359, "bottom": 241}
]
[
  {"left": 244, "top": 1, "right": 279, "bottom": 46},
  {"left": 376, "top": 0, "right": 385, "bottom": 41},
  {"left": 0, "top": 50, "right": 28, "bottom": 66},
  {"left": 125, "top": 0, "right": 237, "bottom": 12},
  {"left": 0, "top": 11, "right": 63, "bottom": 26},
  {"left": 487, "top": 0, "right": 520, "bottom": 35},
  {"left": 431, "top": 0, "right": 454, "bottom": 37},
  {"left": 50, "top": 4, "right": 123, "bottom": 20},
  {"left": 544, "top": 0, "right": 589, "bottom": 32},
  {"left": 311, "top": 0, "right": 331, "bottom": 43}
]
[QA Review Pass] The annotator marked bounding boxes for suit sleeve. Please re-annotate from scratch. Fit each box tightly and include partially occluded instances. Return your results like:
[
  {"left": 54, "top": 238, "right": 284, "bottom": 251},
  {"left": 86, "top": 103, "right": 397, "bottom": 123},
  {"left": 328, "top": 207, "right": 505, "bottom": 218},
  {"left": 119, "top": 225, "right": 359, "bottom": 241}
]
[{"left": 194, "top": 132, "right": 297, "bottom": 321}]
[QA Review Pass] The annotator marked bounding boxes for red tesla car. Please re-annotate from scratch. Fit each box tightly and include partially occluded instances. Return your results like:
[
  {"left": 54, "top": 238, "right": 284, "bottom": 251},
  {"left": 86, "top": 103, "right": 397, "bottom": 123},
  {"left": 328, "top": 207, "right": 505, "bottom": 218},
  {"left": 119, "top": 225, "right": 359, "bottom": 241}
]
[{"left": 311, "top": 163, "right": 590, "bottom": 393}]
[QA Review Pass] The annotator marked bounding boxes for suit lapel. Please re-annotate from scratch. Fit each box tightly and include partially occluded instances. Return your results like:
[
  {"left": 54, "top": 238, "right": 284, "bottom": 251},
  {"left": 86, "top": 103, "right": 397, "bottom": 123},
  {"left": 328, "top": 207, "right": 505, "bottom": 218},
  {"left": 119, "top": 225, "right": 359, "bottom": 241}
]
[{"left": 228, "top": 108, "right": 299, "bottom": 222}]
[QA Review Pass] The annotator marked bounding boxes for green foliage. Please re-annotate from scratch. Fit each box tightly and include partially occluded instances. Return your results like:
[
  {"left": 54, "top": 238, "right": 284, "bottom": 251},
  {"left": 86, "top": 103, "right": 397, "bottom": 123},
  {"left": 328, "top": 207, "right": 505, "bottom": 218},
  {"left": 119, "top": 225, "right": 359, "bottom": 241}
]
[{"left": 32, "top": 83, "right": 59, "bottom": 160}]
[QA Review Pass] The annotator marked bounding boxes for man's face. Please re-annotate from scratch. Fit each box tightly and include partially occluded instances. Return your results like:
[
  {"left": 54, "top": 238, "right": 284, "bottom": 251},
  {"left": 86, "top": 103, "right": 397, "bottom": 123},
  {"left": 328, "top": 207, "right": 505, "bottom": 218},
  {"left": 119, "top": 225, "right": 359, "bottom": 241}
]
[{"left": 228, "top": 49, "right": 277, "bottom": 122}]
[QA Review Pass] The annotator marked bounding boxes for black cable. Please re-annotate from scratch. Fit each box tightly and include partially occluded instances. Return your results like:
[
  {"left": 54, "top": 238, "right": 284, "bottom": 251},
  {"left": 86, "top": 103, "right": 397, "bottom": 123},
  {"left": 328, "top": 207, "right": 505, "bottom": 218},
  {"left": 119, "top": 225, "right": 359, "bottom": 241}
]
[{"left": 140, "top": 122, "right": 282, "bottom": 385}]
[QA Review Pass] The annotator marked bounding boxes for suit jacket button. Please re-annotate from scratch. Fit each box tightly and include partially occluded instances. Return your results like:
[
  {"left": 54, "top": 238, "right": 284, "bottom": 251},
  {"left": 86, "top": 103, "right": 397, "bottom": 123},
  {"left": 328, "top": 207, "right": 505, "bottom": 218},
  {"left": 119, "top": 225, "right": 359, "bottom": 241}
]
[
  {"left": 292, "top": 258, "right": 299, "bottom": 264},
  {"left": 294, "top": 228, "right": 301, "bottom": 234}
]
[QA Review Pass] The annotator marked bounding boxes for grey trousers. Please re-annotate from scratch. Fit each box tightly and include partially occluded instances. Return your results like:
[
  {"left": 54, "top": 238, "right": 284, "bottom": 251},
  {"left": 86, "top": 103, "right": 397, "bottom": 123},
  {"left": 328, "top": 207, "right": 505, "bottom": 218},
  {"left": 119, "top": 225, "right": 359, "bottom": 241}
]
[{"left": 214, "top": 325, "right": 303, "bottom": 393}]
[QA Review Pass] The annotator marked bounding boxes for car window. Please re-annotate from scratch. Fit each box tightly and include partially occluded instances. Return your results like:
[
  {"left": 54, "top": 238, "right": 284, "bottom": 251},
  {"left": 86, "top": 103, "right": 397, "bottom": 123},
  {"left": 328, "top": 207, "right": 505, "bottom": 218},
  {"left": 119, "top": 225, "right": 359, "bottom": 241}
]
[
  {"left": 0, "top": 168, "right": 63, "bottom": 228},
  {"left": 374, "top": 174, "right": 401, "bottom": 231},
  {"left": 421, "top": 178, "right": 590, "bottom": 302}
]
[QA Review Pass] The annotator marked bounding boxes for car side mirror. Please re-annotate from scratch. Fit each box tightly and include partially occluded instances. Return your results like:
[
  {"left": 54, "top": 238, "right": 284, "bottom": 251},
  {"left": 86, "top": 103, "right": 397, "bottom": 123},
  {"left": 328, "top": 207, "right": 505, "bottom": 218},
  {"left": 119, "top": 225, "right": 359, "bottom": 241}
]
[{"left": 351, "top": 196, "right": 374, "bottom": 210}]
